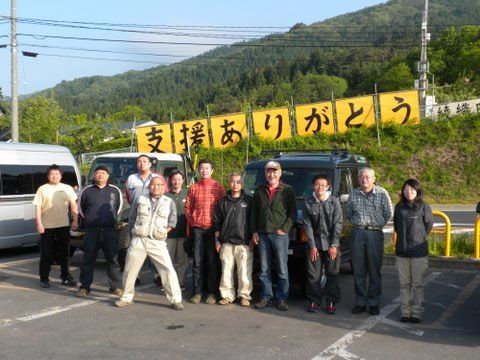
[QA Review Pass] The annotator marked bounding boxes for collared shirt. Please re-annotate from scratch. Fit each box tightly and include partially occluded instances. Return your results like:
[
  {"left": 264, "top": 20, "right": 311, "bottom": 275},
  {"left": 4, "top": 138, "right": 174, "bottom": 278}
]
[
  {"left": 125, "top": 172, "right": 160, "bottom": 204},
  {"left": 184, "top": 178, "right": 225, "bottom": 229},
  {"left": 346, "top": 185, "right": 393, "bottom": 228}
]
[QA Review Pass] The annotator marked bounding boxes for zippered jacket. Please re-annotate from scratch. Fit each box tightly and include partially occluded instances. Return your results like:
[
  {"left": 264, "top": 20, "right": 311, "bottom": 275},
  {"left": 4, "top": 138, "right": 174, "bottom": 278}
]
[
  {"left": 393, "top": 201, "right": 433, "bottom": 257},
  {"left": 213, "top": 190, "right": 251, "bottom": 245}
]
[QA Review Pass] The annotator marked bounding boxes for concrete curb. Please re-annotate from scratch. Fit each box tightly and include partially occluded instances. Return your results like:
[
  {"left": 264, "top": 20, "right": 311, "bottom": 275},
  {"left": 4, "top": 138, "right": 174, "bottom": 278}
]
[{"left": 384, "top": 254, "right": 480, "bottom": 271}]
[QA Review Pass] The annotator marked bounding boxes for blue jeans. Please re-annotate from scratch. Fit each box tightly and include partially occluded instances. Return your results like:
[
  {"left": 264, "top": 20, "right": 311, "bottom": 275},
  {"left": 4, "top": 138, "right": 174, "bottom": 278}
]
[{"left": 258, "top": 233, "right": 289, "bottom": 301}]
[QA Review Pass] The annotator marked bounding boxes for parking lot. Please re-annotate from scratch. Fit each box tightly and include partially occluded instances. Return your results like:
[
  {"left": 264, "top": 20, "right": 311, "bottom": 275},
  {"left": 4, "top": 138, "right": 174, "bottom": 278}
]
[{"left": 0, "top": 247, "right": 479, "bottom": 360}]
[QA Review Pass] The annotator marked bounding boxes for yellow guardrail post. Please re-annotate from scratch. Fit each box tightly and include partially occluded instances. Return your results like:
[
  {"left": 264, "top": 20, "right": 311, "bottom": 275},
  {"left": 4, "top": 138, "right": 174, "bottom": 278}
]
[
  {"left": 432, "top": 210, "right": 452, "bottom": 257},
  {"left": 474, "top": 216, "right": 480, "bottom": 260}
]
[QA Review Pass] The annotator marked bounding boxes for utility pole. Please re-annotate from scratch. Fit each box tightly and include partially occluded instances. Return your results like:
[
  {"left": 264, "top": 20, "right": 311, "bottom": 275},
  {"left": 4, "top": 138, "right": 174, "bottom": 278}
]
[
  {"left": 10, "top": 0, "right": 19, "bottom": 142},
  {"left": 418, "top": 0, "right": 430, "bottom": 118}
]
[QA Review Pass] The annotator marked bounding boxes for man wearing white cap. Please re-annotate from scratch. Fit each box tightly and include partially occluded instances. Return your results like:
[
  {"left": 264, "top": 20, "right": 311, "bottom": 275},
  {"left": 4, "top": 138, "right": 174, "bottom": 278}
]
[{"left": 250, "top": 160, "right": 296, "bottom": 311}]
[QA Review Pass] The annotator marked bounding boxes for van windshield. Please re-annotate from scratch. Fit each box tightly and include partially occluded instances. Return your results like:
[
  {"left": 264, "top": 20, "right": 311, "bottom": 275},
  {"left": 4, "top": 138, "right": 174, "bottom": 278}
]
[
  {"left": 243, "top": 168, "right": 334, "bottom": 198},
  {"left": 87, "top": 157, "right": 184, "bottom": 190}
]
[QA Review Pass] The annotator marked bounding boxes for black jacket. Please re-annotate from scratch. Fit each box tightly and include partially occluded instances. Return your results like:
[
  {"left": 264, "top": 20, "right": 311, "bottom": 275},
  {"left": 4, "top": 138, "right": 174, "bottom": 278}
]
[
  {"left": 166, "top": 189, "right": 187, "bottom": 238},
  {"left": 393, "top": 201, "right": 433, "bottom": 257},
  {"left": 213, "top": 190, "right": 251, "bottom": 245},
  {"left": 303, "top": 194, "right": 343, "bottom": 250}
]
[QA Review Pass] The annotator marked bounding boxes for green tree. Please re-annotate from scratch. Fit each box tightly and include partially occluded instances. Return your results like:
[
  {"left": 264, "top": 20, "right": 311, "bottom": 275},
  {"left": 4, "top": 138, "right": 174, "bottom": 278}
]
[
  {"left": 377, "top": 62, "right": 414, "bottom": 92},
  {"left": 60, "top": 113, "right": 107, "bottom": 155},
  {"left": 19, "top": 96, "right": 62, "bottom": 144}
]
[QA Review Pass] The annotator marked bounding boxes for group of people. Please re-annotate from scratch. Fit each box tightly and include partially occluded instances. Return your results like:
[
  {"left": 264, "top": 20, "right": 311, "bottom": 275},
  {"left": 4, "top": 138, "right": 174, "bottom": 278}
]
[{"left": 33, "top": 156, "right": 435, "bottom": 322}]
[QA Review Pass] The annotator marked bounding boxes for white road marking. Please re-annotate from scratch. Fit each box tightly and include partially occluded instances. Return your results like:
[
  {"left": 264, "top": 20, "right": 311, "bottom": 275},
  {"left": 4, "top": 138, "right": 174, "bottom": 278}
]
[
  {"left": 0, "top": 257, "right": 39, "bottom": 268},
  {"left": 312, "top": 272, "right": 441, "bottom": 360},
  {"left": 431, "top": 281, "right": 463, "bottom": 290}
]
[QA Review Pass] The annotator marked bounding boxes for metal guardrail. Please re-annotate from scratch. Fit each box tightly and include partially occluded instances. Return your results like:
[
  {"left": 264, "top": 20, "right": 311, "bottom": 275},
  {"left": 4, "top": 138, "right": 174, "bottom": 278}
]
[{"left": 474, "top": 216, "right": 480, "bottom": 260}]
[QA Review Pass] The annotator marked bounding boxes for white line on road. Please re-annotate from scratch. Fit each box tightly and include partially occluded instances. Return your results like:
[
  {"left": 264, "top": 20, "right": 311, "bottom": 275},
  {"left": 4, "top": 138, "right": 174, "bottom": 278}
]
[{"left": 311, "top": 272, "right": 441, "bottom": 360}]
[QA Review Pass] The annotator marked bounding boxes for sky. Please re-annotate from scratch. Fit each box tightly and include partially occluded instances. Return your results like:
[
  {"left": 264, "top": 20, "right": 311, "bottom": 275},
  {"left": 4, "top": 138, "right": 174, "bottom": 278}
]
[{"left": 0, "top": 0, "right": 386, "bottom": 96}]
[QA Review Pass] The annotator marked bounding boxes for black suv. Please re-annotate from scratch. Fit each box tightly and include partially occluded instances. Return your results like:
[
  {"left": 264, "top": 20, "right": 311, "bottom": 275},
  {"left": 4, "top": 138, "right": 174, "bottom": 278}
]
[{"left": 243, "top": 150, "right": 368, "bottom": 288}]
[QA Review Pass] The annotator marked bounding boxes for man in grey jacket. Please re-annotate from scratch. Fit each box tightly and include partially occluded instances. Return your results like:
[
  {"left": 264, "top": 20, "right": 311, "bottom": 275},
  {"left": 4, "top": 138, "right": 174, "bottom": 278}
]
[
  {"left": 115, "top": 176, "right": 183, "bottom": 310},
  {"left": 303, "top": 174, "right": 343, "bottom": 314}
]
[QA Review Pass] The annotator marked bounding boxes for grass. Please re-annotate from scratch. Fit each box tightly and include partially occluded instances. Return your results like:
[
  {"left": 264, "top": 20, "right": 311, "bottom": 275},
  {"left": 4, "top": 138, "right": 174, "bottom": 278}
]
[{"left": 385, "top": 232, "right": 476, "bottom": 259}]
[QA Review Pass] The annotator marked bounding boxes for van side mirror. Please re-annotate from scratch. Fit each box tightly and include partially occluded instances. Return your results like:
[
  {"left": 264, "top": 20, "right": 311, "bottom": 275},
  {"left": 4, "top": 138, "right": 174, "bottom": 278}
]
[{"left": 340, "top": 194, "right": 349, "bottom": 203}]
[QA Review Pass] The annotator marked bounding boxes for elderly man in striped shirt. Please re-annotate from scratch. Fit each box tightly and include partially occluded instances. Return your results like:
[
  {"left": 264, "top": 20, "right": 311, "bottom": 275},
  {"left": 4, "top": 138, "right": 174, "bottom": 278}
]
[
  {"left": 346, "top": 167, "right": 393, "bottom": 316},
  {"left": 185, "top": 159, "right": 225, "bottom": 305}
]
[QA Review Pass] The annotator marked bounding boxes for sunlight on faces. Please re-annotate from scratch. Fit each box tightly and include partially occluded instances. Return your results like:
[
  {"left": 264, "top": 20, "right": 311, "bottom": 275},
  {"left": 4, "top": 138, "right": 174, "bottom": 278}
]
[
  {"left": 229, "top": 174, "right": 243, "bottom": 193},
  {"left": 198, "top": 163, "right": 213, "bottom": 180},
  {"left": 358, "top": 168, "right": 375, "bottom": 192},
  {"left": 403, "top": 184, "right": 418, "bottom": 202},
  {"left": 137, "top": 155, "right": 152, "bottom": 174},
  {"left": 149, "top": 177, "right": 165, "bottom": 197},
  {"left": 313, "top": 178, "right": 330, "bottom": 198},
  {"left": 94, "top": 169, "right": 109, "bottom": 185},
  {"left": 170, "top": 173, "right": 184, "bottom": 190},
  {"left": 47, "top": 169, "right": 62, "bottom": 185},
  {"left": 265, "top": 168, "right": 281, "bottom": 186}
]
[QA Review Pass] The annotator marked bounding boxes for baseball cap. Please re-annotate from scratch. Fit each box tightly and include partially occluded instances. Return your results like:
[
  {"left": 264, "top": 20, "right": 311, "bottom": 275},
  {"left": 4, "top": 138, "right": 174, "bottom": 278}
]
[{"left": 265, "top": 161, "right": 281, "bottom": 171}]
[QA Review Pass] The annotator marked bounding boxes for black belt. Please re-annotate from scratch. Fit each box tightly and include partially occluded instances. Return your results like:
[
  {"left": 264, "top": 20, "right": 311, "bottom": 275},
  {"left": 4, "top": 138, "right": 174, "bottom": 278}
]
[{"left": 355, "top": 225, "right": 383, "bottom": 232}]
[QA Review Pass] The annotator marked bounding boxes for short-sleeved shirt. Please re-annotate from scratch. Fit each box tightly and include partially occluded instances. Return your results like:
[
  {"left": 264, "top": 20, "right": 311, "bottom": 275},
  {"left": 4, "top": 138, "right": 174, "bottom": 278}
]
[
  {"left": 125, "top": 172, "right": 160, "bottom": 204},
  {"left": 32, "top": 183, "right": 77, "bottom": 229}
]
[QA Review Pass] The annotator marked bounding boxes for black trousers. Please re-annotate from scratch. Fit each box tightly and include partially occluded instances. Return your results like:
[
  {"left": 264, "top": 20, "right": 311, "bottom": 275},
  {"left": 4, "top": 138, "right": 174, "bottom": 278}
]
[
  {"left": 305, "top": 249, "right": 341, "bottom": 304},
  {"left": 79, "top": 227, "right": 121, "bottom": 291},
  {"left": 39, "top": 226, "right": 71, "bottom": 282},
  {"left": 191, "top": 227, "right": 220, "bottom": 296}
]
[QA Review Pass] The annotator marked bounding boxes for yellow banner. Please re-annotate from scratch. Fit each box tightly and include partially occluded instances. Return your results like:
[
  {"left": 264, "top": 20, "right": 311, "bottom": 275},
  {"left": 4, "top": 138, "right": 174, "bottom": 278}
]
[
  {"left": 336, "top": 95, "right": 376, "bottom": 133},
  {"left": 379, "top": 90, "right": 420, "bottom": 125},
  {"left": 210, "top": 113, "right": 248, "bottom": 149},
  {"left": 252, "top": 107, "right": 291, "bottom": 140},
  {"left": 173, "top": 119, "right": 210, "bottom": 154},
  {"left": 295, "top": 102, "right": 335, "bottom": 135},
  {"left": 136, "top": 124, "right": 173, "bottom": 153}
]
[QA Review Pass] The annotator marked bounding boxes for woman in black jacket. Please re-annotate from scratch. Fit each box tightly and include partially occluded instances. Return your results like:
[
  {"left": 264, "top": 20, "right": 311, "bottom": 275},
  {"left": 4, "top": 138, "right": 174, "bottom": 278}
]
[{"left": 393, "top": 179, "right": 433, "bottom": 324}]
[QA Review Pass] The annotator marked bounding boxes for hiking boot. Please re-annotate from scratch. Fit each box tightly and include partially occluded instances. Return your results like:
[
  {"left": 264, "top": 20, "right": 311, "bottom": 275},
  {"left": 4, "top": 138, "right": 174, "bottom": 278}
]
[
  {"left": 110, "top": 288, "right": 123, "bottom": 296},
  {"left": 254, "top": 298, "right": 271, "bottom": 309},
  {"left": 115, "top": 299, "right": 133, "bottom": 307},
  {"left": 369, "top": 306, "right": 380, "bottom": 315},
  {"left": 276, "top": 299, "right": 289, "bottom": 311},
  {"left": 308, "top": 302, "right": 320, "bottom": 313},
  {"left": 240, "top": 298, "right": 250, "bottom": 307},
  {"left": 40, "top": 281, "right": 50, "bottom": 288},
  {"left": 205, "top": 294, "right": 217, "bottom": 304},
  {"left": 400, "top": 316, "right": 410, "bottom": 323},
  {"left": 410, "top": 316, "right": 422, "bottom": 323},
  {"left": 76, "top": 288, "right": 89, "bottom": 297},
  {"left": 218, "top": 298, "right": 232, "bottom": 305},
  {"left": 326, "top": 302, "right": 336, "bottom": 315},
  {"left": 171, "top": 302, "right": 184, "bottom": 310},
  {"left": 61, "top": 277, "right": 77, "bottom": 287},
  {"left": 190, "top": 294, "right": 202, "bottom": 304},
  {"left": 351, "top": 305, "right": 367, "bottom": 314}
]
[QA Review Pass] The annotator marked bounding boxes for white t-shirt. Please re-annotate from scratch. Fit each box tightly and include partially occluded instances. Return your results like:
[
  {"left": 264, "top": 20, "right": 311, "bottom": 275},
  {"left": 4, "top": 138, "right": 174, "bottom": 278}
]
[{"left": 32, "top": 183, "right": 78, "bottom": 229}]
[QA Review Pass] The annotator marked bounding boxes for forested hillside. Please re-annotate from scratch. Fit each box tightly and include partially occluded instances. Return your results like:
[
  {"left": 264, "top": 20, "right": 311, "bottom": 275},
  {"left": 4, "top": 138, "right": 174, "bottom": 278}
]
[{"left": 35, "top": 0, "right": 480, "bottom": 120}]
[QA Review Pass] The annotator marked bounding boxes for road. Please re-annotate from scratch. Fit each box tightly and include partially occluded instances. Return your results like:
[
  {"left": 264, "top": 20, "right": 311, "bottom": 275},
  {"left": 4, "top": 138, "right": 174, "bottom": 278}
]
[
  {"left": 0, "top": 247, "right": 479, "bottom": 360},
  {"left": 432, "top": 204, "right": 478, "bottom": 227}
]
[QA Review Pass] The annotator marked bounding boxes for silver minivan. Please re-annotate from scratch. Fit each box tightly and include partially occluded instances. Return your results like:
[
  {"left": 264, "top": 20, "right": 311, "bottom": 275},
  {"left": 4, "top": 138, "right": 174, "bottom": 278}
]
[{"left": 0, "top": 142, "right": 81, "bottom": 249}]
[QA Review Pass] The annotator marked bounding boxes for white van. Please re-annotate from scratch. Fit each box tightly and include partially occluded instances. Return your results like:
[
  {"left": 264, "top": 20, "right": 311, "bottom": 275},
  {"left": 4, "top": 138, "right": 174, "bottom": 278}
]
[{"left": 0, "top": 142, "right": 81, "bottom": 249}]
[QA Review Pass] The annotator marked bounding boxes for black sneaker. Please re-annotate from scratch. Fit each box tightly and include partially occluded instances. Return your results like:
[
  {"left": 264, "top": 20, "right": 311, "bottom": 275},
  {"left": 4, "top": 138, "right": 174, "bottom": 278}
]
[
  {"left": 61, "top": 278, "right": 77, "bottom": 287},
  {"left": 308, "top": 302, "right": 320, "bottom": 313},
  {"left": 351, "top": 305, "right": 367, "bottom": 314},
  {"left": 254, "top": 298, "right": 271, "bottom": 309},
  {"left": 40, "top": 281, "right": 50, "bottom": 288},
  {"left": 410, "top": 316, "right": 422, "bottom": 323},
  {"left": 400, "top": 316, "right": 410, "bottom": 323},
  {"left": 369, "top": 306, "right": 380, "bottom": 315}
]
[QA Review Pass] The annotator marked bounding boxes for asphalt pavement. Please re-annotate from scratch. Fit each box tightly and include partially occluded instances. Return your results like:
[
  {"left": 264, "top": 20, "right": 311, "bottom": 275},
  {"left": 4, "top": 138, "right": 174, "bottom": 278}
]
[{"left": 0, "top": 248, "right": 479, "bottom": 360}]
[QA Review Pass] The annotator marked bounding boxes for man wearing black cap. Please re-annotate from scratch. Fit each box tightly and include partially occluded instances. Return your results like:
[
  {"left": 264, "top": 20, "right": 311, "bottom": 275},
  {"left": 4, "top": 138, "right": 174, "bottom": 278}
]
[
  {"left": 76, "top": 166, "right": 123, "bottom": 297},
  {"left": 250, "top": 160, "right": 296, "bottom": 311}
]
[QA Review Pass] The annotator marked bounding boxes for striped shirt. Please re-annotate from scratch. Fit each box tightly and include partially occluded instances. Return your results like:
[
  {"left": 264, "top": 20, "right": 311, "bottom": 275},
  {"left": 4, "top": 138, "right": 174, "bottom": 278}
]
[
  {"left": 185, "top": 178, "right": 225, "bottom": 229},
  {"left": 346, "top": 185, "right": 393, "bottom": 228}
]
